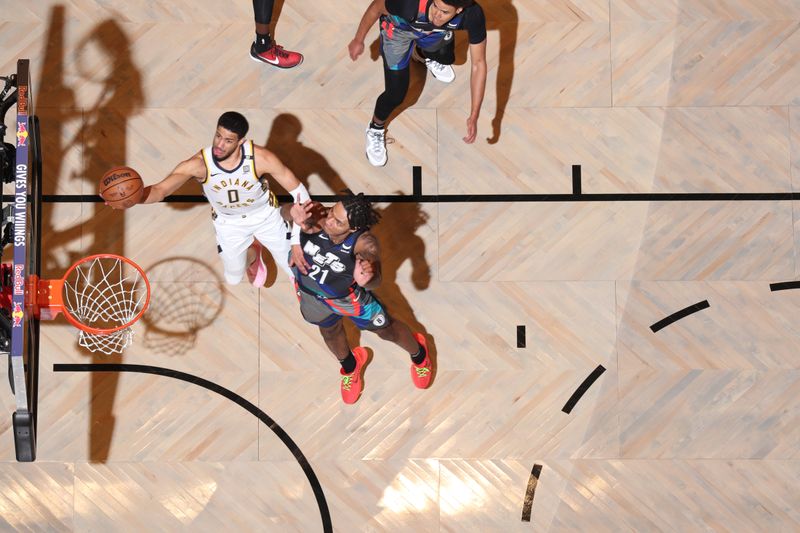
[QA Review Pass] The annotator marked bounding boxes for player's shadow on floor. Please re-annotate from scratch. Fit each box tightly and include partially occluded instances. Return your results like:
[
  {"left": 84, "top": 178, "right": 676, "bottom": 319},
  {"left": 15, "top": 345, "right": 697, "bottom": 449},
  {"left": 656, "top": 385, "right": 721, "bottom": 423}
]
[
  {"left": 484, "top": 0, "right": 517, "bottom": 144},
  {"left": 258, "top": 113, "right": 350, "bottom": 286},
  {"left": 40, "top": 15, "right": 144, "bottom": 270},
  {"left": 265, "top": 113, "right": 349, "bottom": 195},
  {"left": 347, "top": 200, "right": 437, "bottom": 380},
  {"left": 37, "top": 7, "right": 145, "bottom": 463}
]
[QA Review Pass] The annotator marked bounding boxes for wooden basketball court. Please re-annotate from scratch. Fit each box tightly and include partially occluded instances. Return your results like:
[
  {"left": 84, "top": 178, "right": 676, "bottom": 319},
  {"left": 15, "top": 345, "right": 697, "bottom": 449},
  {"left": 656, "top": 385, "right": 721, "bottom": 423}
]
[{"left": 2, "top": 0, "right": 800, "bottom": 530}]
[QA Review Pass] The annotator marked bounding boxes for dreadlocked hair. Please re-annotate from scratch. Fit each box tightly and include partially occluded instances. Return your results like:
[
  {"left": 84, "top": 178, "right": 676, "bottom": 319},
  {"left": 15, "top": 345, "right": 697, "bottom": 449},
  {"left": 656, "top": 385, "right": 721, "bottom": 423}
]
[{"left": 341, "top": 189, "right": 381, "bottom": 230}]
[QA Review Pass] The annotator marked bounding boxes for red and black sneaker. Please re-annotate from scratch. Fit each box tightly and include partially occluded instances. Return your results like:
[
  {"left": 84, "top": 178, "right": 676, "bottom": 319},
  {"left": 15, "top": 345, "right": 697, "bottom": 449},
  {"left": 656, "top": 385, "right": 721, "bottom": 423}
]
[
  {"left": 410, "top": 333, "right": 433, "bottom": 389},
  {"left": 340, "top": 347, "right": 368, "bottom": 404},
  {"left": 249, "top": 42, "right": 303, "bottom": 69}
]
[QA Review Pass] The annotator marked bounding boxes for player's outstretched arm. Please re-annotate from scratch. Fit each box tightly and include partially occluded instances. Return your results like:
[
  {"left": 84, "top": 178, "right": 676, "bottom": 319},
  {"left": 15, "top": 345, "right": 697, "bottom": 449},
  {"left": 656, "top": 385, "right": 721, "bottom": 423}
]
[
  {"left": 253, "top": 145, "right": 313, "bottom": 273},
  {"left": 348, "top": 0, "right": 388, "bottom": 61},
  {"left": 354, "top": 231, "right": 382, "bottom": 290},
  {"left": 141, "top": 153, "right": 205, "bottom": 205},
  {"left": 253, "top": 145, "right": 303, "bottom": 194},
  {"left": 465, "top": 39, "right": 488, "bottom": 144}
]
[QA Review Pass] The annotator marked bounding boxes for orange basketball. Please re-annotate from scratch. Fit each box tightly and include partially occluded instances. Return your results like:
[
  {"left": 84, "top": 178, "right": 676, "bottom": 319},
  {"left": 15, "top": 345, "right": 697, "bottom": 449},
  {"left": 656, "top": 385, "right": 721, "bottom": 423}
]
[{"left": 99, "top": 166, "right": 144, "bottom": 209}]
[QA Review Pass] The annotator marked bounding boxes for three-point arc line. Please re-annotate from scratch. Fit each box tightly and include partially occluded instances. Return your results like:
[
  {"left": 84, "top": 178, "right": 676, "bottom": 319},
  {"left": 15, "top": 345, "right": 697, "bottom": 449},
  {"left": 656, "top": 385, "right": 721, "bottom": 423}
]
[
  {"left": 561, "top": 365, "right": 607, "bottom": 415},
  {"left": 649, "top": 300, "right": 710, "bottom": 333},
  {"left": 521, "top": 463, "right": 542, "bottom": 522},
  {"left": 52, "top": 363, "right": 333, "bottom": 533}
]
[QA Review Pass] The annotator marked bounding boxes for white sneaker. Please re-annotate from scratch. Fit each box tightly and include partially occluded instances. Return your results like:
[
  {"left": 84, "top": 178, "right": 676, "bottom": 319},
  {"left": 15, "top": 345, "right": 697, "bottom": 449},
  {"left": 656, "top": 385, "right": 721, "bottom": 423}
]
[
  {"left": 425, "top": 58, "right": 455, "bottom": 83},
  {"left": 412, "top": 47, "right": 455, "bottom": 83},
  {"left": 365, "top": 126, "right": 387, "bottom": 167}
]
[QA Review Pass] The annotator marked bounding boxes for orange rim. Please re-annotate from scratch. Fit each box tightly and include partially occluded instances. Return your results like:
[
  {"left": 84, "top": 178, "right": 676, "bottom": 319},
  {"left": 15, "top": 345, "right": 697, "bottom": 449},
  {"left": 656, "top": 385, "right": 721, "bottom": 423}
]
[{"left": 39, "top": 253, "right": 151, "bottom": 336}]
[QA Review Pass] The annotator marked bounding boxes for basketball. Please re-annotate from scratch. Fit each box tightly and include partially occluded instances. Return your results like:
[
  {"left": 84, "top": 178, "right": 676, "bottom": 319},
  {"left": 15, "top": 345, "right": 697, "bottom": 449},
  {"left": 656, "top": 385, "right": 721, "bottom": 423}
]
[{"left": 99, "top": 166, "right": 144, "bottom": 209}]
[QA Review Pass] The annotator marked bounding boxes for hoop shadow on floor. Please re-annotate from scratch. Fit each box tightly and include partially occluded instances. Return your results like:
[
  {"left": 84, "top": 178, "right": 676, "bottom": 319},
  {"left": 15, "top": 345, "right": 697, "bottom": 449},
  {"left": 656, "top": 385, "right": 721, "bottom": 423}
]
[{"left": 140, "top": 257, "right": 226, "bottom": 357}]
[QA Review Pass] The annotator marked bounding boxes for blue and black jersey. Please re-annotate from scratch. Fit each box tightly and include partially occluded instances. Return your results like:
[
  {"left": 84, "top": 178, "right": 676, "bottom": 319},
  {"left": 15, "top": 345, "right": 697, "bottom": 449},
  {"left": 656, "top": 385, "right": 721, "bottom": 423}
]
[
  {"left": 379, "top": 0, "right": 486, "bottom": 70},
  {"left": 384, "top": 0, "right": 487, "bottom": 44},
  {"left": 295, "top": 229, "right": 367, "bottom": 299}
]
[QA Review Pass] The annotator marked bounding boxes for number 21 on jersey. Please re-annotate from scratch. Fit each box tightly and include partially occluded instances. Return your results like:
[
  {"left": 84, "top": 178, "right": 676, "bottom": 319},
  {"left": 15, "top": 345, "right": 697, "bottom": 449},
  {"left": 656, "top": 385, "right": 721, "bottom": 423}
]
[{"left": 308, "top": 264, "right": 329, "bottom": 284}]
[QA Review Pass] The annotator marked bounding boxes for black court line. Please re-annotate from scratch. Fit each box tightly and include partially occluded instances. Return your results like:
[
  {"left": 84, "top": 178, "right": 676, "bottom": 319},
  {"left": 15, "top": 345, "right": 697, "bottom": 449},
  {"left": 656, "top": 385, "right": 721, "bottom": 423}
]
[
  {"left": 516, "top": 325, "right": 526, "bottom": 348},
  {"left": 572, "top": 165, "right": 581, "bottom": 195},
  {"left": 412, "top": 166, "right": 422, "bottom": 197},
  {"left": 6, "top": 191, "right": 800, "bottom": 205},
  {"left": 521, "top": 463, "right": 542, "bottom": 522},
  {"left": 770, "top": 281, "right": 800, "bottom": 292},
  {"left": 561, "top": 365, "right": 606, "bottom": 414},
  {"left": 53, "top": 363, "right": 332, "bottom": 533},
  {"left": 649, "top": 300, "right": 710, "bottom": 333}
]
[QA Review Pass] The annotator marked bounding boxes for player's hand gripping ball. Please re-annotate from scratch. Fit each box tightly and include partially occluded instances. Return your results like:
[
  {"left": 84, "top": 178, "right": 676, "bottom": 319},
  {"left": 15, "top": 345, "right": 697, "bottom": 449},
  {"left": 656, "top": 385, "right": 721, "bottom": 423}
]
[{"left": 99, "top": 166, "right": 144, "bottom": 209}]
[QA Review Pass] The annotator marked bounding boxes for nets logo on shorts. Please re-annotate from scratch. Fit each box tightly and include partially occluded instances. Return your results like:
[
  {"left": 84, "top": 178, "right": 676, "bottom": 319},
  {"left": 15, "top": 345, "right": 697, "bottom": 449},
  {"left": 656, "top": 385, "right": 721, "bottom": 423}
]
[{"left": 373, "top": 314, "right": 386, "bottom": 327}]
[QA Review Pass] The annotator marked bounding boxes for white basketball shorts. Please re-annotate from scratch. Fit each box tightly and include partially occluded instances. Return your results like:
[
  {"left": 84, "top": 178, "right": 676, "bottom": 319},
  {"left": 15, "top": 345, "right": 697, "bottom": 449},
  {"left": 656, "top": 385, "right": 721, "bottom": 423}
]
[{"left": 212, "top": 206, "right": 293, "bottom": 285}]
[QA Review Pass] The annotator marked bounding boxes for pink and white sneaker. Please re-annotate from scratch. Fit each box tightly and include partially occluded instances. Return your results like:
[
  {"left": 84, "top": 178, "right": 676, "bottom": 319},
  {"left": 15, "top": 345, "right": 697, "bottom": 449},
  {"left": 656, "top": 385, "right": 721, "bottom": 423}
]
[{"left": 246, "top": 242, "right": 267, "bottom": 287}]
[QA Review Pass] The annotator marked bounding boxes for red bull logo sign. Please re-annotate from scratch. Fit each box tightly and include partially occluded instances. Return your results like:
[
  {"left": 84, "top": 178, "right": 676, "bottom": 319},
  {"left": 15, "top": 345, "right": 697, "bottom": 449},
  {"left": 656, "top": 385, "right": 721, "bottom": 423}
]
[
  {"left": 11, "top": 302, "right": 24, "bottom": 327},
  {"left": 16, "top": 121, "right": 28, "bottom": 147},
  {"left": 13, "top": 264, "right": 24, "bottom": 295},
  {"left": 17, "top": 85, "right": 27, "bottom": 114}
]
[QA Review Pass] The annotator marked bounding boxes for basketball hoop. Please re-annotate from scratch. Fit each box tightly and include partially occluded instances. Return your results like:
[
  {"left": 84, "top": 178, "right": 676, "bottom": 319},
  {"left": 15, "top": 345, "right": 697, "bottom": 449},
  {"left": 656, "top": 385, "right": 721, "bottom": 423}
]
[{"left": 30, "top": 254, "right": 151, "bottom": 355}]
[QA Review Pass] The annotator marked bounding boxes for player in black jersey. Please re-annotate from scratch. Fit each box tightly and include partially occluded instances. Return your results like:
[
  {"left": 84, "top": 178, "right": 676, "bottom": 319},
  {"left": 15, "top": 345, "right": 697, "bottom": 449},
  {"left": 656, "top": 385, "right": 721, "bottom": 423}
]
[
  {"left": 291, "top": 192, "right": 433, "bottom": 404},
  {"left": 348, "top": 0, "right": 487, "bottom": 166}
]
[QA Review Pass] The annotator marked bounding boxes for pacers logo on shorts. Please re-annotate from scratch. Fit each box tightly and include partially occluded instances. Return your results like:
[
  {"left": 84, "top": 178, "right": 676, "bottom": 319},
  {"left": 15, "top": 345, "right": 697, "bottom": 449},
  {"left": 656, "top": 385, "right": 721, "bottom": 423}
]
[{"left": 373, "top": 314, "right": 386, "bottom": 327}]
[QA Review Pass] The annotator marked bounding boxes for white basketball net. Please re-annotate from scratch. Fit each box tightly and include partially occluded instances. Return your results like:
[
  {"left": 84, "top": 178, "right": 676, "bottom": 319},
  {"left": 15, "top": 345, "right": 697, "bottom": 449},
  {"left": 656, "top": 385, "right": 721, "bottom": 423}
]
[{"left": 62, "top": 256, "right": 149, "bottom": 355}]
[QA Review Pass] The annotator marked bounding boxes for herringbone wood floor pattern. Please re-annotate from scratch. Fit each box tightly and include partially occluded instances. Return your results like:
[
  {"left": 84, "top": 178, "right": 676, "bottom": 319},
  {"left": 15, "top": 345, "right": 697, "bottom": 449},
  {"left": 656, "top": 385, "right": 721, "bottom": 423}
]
[{"left": 1, "top": 0, "right": 800, "bottom": 530}]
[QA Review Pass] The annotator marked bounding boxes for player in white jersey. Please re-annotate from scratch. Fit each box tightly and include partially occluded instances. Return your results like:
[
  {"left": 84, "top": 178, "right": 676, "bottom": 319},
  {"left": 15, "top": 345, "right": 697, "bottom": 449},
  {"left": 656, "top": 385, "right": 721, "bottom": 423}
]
[{"left": 117, "top": 111, "right": 311, "bottom": 286}]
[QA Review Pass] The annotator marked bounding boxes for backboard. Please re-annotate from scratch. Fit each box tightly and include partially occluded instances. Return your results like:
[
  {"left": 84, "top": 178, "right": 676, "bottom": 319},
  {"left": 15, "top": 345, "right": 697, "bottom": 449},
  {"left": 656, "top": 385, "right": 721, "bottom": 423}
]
[{"left": 1, "top": 59, "right": 42, "bottom": 462}]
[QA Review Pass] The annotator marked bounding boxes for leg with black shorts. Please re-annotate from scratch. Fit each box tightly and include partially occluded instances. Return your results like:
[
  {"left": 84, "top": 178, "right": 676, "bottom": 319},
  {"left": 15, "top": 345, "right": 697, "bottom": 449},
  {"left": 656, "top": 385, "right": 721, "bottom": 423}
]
[{"left": 365, "top": 29, "right": 417, "bottom": 167}]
